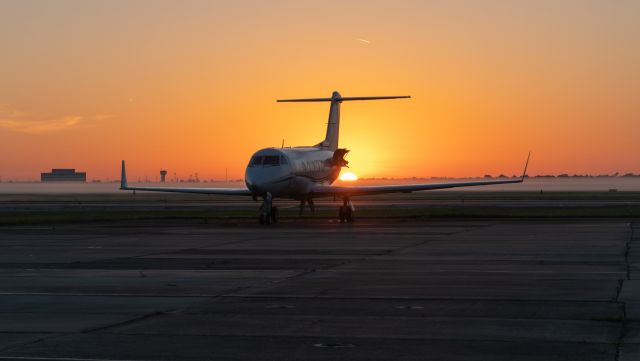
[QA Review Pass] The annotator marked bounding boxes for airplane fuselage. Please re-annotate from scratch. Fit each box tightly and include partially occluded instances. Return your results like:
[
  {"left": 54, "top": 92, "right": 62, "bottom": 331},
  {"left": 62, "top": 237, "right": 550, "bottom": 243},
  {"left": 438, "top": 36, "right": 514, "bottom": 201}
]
[{"left": 244, "top": 147, "right": 340, "bottom": 198}]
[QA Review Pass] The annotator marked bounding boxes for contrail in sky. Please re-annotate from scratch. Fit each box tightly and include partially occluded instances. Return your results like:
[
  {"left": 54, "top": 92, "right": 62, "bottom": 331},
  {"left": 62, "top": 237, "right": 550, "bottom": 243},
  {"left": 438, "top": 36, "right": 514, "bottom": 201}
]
[{"left": 355, "top": 38, "right": 371, "bottom": 45}]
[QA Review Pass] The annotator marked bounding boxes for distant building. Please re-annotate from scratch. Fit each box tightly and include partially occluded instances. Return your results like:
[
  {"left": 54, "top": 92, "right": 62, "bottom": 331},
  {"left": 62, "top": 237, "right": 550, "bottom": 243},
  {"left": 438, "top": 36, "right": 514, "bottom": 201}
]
[
  {"left": 41, "top": 169, "right": 86, "bottom": 182},
  {"left": 160, "top": 169, "right": 167, "bottom": 183}
]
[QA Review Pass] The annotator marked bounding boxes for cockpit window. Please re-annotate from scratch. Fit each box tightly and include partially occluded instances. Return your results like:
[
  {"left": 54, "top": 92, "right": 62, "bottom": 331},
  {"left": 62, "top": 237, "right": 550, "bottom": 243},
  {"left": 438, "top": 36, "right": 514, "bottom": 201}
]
[
  {"left": 250, "top": 156, "right": 263, "bottom": 167},
  {"left": 263, "top": 155, "right": 280, "bottom": 166},
  {"left": 280, "top": 156, "right": 288, "bottom": 165}
]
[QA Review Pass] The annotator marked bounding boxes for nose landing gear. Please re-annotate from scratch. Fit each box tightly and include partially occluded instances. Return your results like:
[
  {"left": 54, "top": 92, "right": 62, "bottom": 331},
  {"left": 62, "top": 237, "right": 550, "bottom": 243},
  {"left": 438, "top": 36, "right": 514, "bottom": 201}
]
[
  {"left": 338, "top": 197, "right": 355, "bottom": 223},
  {"left": 259, "top": 192, "right": 279, "bottom": 225}
]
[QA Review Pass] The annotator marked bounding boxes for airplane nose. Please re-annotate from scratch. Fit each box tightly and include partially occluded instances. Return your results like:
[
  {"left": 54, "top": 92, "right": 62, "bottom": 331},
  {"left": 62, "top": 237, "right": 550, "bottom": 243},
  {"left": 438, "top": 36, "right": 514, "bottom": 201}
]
[
  {"left": 245, "top": 162, "right": 292, "bottom": 196},
  {"left": 244, "top": 168, "right": 258, "bottom": 192}
]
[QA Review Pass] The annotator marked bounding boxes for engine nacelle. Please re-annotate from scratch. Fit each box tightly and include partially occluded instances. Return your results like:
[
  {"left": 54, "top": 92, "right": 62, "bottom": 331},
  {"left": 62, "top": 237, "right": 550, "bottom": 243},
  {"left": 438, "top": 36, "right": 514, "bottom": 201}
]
[{"left": 331, "top": 148, "right": 350, "bottom": 167}]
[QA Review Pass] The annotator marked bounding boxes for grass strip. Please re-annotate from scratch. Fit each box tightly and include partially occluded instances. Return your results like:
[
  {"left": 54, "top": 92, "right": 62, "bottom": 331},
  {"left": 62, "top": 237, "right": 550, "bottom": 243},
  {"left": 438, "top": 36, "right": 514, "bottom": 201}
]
[{"left": 2, "top": 206, "right": 640, "bottom": 225}]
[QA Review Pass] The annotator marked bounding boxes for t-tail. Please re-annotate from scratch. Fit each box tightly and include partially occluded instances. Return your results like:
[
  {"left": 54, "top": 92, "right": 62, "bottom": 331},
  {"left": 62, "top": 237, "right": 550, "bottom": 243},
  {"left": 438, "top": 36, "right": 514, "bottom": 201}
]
[{"left": 277, "top": 91, "right": 410, "bottom": 151}]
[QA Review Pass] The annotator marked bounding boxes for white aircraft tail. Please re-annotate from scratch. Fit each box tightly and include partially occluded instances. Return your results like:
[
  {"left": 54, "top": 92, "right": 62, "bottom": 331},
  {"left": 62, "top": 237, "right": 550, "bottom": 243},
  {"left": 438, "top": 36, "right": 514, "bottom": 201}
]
[
  {"left": 120, "top": 160, "right": 128, "bottom": 189},
  {"left": 277, "top": 91, "right": 410, "bottom": 151}
]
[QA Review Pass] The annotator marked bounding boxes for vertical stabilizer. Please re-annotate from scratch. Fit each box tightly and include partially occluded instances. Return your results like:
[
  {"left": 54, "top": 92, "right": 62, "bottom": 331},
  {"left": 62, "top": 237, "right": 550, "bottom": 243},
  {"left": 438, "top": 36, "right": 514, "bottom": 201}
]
[{"left": 317, "top": 91, "right": 342, "bottom": 150}]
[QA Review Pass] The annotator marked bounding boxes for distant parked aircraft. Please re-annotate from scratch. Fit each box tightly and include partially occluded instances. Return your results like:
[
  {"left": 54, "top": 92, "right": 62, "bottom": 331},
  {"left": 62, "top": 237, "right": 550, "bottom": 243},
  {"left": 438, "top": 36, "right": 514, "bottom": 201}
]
[{"left": 121, "top": 91, "right": 529, "bottom": 224}]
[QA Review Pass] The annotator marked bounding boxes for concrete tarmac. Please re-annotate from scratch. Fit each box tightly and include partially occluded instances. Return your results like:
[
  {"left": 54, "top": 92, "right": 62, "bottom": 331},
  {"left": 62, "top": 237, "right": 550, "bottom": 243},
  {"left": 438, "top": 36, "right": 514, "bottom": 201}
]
[{"left": 0, "top": 217, "right": 639, "bottom": 360}]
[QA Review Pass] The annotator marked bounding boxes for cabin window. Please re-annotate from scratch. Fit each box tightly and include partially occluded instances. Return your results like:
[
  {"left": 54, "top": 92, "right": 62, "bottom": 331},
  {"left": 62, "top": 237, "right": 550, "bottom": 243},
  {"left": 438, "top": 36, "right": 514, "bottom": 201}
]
[
  {"left": 280, "top": 156, "right": 289, "bottom": 165},
  {"left": 250, "top": 156, "right": 263, "bottom": 167},
  {"left": 263, "top": 155, "right": 280, "bottom": 166}
]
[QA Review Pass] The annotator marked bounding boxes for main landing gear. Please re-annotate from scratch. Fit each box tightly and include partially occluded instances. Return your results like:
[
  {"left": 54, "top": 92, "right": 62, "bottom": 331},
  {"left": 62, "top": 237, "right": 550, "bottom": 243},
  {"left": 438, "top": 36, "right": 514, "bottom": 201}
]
[
  {"left": 298, "top": 198, "right": 315, "bottom": 216},
  {"left": 338, "top": 197, "right": 355, "bottom": 223},
  {"left": 257, "top": 194, "right": 355, "bottom": 225},
  {"left": 259, "top": 192, "right": 279, "bottom": 225}
]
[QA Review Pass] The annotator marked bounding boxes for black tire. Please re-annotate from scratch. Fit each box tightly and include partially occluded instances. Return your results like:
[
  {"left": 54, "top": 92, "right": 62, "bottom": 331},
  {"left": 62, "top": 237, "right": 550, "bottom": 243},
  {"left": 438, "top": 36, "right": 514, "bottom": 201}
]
[
  {"left": 259, "top": 212, "right": 271, "bottom": 226},
  {"left": 346, "top": 207, "right": 354, "bottom": 223},
  {"left": 339, "top": 206, "right": 346, "bottom": 222},
  {"left": 270, "top": 207, "right": 279, "bottom": 223}
]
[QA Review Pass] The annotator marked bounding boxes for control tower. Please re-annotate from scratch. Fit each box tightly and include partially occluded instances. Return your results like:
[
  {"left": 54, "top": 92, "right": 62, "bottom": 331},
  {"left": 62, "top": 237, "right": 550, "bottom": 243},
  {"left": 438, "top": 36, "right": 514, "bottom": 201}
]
[{"left": 160, "top": 169, "right": 167, "bottom": 183}]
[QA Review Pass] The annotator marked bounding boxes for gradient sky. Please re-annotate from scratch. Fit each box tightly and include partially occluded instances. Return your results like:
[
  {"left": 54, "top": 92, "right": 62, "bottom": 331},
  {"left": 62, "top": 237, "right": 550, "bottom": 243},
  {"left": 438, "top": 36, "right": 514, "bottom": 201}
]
[{"left": 1, "top": 0, "right": 638, "bottom": 181}]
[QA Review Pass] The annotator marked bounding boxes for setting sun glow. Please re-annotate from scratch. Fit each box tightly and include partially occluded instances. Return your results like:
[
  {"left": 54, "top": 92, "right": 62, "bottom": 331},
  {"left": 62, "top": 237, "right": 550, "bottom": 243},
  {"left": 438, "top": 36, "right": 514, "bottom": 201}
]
[{"left": 339, "top": 172, "right": 358, "bottom": 181}]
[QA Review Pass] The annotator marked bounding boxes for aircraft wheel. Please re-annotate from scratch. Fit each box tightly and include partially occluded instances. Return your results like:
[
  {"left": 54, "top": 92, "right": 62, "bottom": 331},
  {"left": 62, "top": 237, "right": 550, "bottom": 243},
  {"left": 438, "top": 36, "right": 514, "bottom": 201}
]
[
  {"left": 345, "top": 207, "right": 355, "bottom": 223},
  {"left": 259, "top": 212, "right": 271, "bottom": 226},
  {"left": 338, "top": 206, "right": 346, "bottom": 222},
  {"left": 270, "top": 207, "right": 279, "bottom": 223}
]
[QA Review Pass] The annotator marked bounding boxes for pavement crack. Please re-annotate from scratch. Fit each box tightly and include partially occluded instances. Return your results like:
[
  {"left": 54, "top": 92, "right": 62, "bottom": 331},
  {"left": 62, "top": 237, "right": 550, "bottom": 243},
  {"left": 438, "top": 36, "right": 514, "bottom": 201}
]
[
  {"left": 614, "top": 302, "right": 628, "bottom": 361},
  {"left": 0, "top": 333, "right": 64, "bottom": 354},
  {"left": 625, "top": 220, "right": 633, "bottom": 281},
  {"left": 81, "top": 309, "right": 174, "bottom": 334},
  {"left": 382, "top": 221, "right": 495, "bottom": 257},
  {"left": 614, "top": 219, "right": 635, "bottom": 361},
  {"left": 129, "top": 236, "right": 263, "bottom": 260}
]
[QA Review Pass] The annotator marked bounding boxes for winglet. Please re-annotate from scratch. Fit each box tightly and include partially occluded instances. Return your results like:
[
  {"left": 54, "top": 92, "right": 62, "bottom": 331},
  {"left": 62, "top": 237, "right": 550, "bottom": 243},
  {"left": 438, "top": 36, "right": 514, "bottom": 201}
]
[
  {"left": 521, "top": 152, "right": 531, "bottom": 180},
  {"left": 120, "top": 160, "right": 128, "bottom": 189}
]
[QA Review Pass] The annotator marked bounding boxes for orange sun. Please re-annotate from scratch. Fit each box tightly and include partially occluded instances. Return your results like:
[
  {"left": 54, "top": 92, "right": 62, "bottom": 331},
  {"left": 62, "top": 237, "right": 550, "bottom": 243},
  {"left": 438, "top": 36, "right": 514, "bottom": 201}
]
[{"left": 339, "top": 171, "right": 358, "bottom": 181}]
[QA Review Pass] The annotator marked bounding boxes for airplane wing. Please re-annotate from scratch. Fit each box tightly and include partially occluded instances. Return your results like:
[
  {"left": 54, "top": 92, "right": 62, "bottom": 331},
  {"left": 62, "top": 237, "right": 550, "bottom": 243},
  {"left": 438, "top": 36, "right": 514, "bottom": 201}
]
[
  {"left": 311, "top": 153, "right": 531, "bottom": 197},
  {"left": 119, "top": 161, "right": 252, "bottom": 196}
]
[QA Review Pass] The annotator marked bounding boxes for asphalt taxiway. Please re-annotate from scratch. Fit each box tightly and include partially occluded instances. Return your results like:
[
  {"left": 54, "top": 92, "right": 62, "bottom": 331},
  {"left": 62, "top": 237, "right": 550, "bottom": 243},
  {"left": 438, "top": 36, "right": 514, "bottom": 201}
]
[{"left": 0, "top": 216, "right": 639, "bottom": 360}]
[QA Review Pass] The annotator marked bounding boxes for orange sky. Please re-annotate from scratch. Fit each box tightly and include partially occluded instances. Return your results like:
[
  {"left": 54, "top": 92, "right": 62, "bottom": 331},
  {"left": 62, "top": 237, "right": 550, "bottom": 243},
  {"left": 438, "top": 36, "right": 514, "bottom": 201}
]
[{"left": 1, "top": 1, "right": 638, "bottom": 181}]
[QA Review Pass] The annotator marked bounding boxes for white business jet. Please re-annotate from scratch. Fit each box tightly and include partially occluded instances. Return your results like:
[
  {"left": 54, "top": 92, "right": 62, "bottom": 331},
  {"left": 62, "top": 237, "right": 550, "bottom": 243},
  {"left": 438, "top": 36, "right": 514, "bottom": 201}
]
[{"left": 121, "top": 91, "right": 529, "bottom": 224}]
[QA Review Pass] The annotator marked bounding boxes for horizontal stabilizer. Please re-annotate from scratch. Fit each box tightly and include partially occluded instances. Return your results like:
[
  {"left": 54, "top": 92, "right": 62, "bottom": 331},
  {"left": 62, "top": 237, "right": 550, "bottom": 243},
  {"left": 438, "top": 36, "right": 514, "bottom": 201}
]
[{"left": 277, "top": 95, "right": 410, "bottom": 102}]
